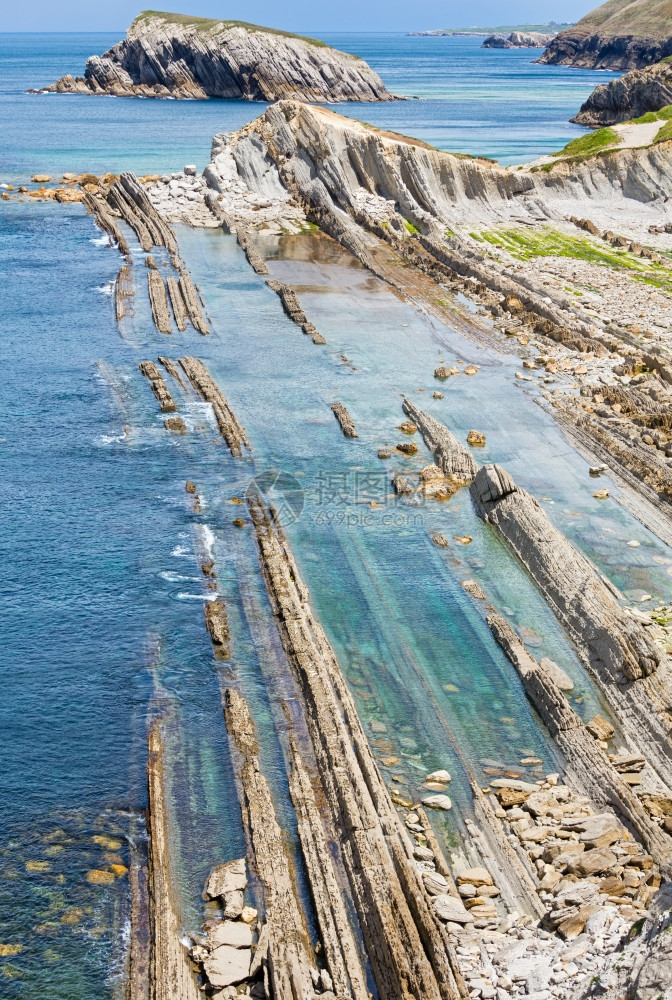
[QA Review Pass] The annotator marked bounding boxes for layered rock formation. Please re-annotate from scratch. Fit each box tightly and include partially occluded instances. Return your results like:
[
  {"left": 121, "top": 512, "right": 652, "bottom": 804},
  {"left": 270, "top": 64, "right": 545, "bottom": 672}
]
[
  {"left": 483, "top": 31, "right": 554, "bottom": 48},
  {"left": 35, "top": 10, "right": 394, "bottom": 102},
  {"left": 572, "top": 59, "right": 672, "bottom": 125},
  {"left": 539, "top": 0, "right": 672, "bottom": 70},
  {"left": 469, "top": 464, "right": 672, "bottom": 790}
]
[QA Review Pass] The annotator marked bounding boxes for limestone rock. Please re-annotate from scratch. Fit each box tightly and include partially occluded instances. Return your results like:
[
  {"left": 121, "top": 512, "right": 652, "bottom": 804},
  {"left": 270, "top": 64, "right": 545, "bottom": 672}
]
[
  {"left": 203, "top": 944, "right": 251, "bottom": 988},
  {"left": 422, "top": 793, "right": 452, "bottom": 810},
  {"left": 567, "top": 846, "right": 618, "bottom": 877},
  {"left": 539, "top": 657, "right": 574, "bottom": 691},
  {"left": 207, "top": 920, "right": 253, "bottom": 950},
  {"left": 462, "top": 579, "right": 486, "bottom": 599},
  {"left": 205, "top": 859, "right": 247, "bottom": 900},
  {"left": 574, "top": 60, "right": 672, "bottom": 127},
  {"left": 586, "top": 714, "right": 615, "bottom": 741},
  {"left": 433, "top": 894, "right": 471, "bottom": 923},
  {"left": 38, "top": 12, "right": 394, "bottom": 103},
  {"left": 456, "top": 867, "right": 493, "bottom": 887},
  {"left": 425, "top": 769, "right": 451, "bottom": 783}
]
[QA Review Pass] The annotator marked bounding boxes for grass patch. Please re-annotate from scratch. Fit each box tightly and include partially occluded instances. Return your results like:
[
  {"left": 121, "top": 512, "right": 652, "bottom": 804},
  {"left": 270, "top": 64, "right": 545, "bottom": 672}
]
[
  {"left": 473, "top": 227, "right": 672, "bottom": 291},
  {"left": 655, "top": 119, "right": 672, "bottom": 143},
  {"left": 630, "top": 111, "right": 661, "bottom": 124},
  {"left": 133, "top": 10, "right": 332, "bottom": 49},
  {"left": 403, "top": 219, "right": 419, "bottom": 234},
  {"left": 552, "top": 127, "right": 620, "bottom": 159},
  {"left": 630, "top": 104, "right": 672, "bottom": 125}
]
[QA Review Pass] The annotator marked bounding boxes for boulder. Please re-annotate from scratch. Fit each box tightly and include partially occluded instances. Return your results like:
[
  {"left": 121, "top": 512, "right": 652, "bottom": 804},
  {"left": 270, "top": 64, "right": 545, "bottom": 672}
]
[
  {"left": 425, "top": 769, "right": 451, "bottom": 783},
  {"left": 567, "top": 846, "right": 618, "bottom": 877},
  {"left": 539, "top": 657, "right": 574, "bottom": 691},
  {"left": 203, "top": 944, "right": 251, "bottom": 988},
  {"left": 205, "top": 858, "right": 247, "bottom": 899},
  {"left": 422, "top": 794, "right": 452, "bottom": 810},
  {"left": 223, "top": 890, "right": 244, "bottom": 918},
  {"left": 422, "top": 871, "right": 450, "bottom": 895},
  {"left": 586, "top": 714, "right": 614, "bottom": 741},
  {"left": 466, "top": 430, "right": 486, "bottom": 446},
  {"left": 456, "top": 867, "right": 493, "bottom": 887},
  {"left": 557, "top": 903, "right": 602, "bottom": 940},
  {"left": 433, "top": 894, "right": 471, "bottom": 923},
  {"left": 207, "top": 920, "right": 253, "bottom": 949}
]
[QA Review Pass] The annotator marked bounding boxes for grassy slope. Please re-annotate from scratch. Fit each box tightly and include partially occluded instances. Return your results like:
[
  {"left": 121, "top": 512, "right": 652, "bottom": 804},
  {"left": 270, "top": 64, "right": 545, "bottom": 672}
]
[
  {"left": 132, "top": 10, "right": 330, "bottom": 48},
  {"left": 552, "top": 126, "right": 621, "bottom": 157},
  {"left": 568, "top": 0, "right": 672, "bottom": 39}
]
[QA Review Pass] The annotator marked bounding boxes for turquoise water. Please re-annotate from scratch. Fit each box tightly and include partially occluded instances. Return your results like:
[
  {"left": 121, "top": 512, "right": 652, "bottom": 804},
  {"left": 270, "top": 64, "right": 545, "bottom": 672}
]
[{"left": 0, "top": 31, "right": 667, "bottom": 1000}]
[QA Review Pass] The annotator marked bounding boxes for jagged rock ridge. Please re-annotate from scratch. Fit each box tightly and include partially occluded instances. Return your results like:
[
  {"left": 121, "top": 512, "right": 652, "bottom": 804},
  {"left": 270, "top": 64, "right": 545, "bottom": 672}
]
[
  {"left": 572, "top": 60, "right": 672, "bottom": 125},
  {"left": 35, "top": 10, "right": 394, "bottom": 102},
  {"left": 539, "top": 0, "right": 672, "bottom": 70}
]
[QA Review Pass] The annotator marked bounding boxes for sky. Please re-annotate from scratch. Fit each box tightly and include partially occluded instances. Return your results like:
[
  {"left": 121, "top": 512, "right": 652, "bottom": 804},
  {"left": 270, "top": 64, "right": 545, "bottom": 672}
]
[{"left": 4, "top": 0, "right": 595, "bottom": 34}]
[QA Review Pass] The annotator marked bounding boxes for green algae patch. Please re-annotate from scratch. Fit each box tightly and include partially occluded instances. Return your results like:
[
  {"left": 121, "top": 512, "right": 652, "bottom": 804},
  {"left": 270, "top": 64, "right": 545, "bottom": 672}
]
[
  {"left": 552, "top": 127, "right": 621, "bottom": 159},
  {"left": 403, "top": 219, "right": 419, "bottom": 234},
  {"left": 473, "top": 228, "right": 672, "bottom": 291},
  {"left": 133, "top": 10, "right": 330, "bottom": 49}
]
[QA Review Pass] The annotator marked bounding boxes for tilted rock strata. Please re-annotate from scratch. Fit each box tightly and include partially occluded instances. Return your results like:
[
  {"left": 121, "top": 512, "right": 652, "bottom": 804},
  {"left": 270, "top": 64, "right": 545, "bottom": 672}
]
[
  {"left": 470, "top": 464, "right": 672, "bottom": 789},
  {"left": 114, "top": 265, "right": 133, "bottom": 322},
  {"left": 147, "top": 718, "right": 202, "bottom": 1000},
  {"left": 247, "top": 494, "right": 466, "bottom": 1000},
  {"left": 487, "top": 612, "right": 672, "bottom": 878},
  {"left": 37, "top": 11, "right": 394, "bottom": 103},
  {"left": 139, "top": 361, "right": 177, "bottom": 413},
  {"left": 402, "top": 398, "right": 478, "bottom": 482},
  {"left": 147, "top": 270, "right": 172, "bottom": 334},
  {"left": 178, "top": 357, "right": 249, "bottom": 457},
  {"left": 330, "top": 402, "right": 358, "bottom": 437},
  {"left": 286, "top": 736, "right": 369, "bottom": 1000},
  {"left": 572, "top": 60, "right": 672, "bottom": 125},
  {"left": 223, "top": 689, "right": 318, "bottom": 1000},
  {"left": 197, "top": 101, "right": 672, "bottom": 247},
  {"left": 539, "top": 0, "right": 672, "bottom": 69}
]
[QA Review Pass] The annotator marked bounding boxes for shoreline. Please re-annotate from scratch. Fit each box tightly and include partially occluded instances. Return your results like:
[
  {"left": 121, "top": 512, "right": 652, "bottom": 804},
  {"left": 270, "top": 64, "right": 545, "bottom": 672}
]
[{"left": 3, "top": 90, "right": 672, "bottom": 998}]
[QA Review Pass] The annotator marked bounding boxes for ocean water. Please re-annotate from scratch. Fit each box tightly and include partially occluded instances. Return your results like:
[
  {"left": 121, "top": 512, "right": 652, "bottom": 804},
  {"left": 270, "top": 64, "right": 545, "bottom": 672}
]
[
  {"left": 0, "top": 31, "right": 616, "bottom": 182},
  {"left": 0, "top": 31, "right": 666, "bottom": 1000}
]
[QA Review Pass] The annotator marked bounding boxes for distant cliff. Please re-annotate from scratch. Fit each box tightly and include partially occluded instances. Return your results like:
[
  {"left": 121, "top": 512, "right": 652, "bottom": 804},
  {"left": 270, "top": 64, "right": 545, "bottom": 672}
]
[
  {"left": 539, "top": 0, "right": 672, "bottom": 70},
  {"left": 483, "top": 31, "right": 554, "bottom": 49},
  {"left": 573, "top": 60, "right": 672, "bottom": 125},
  {"left": 35, "top": 10, "right": 395, "bottom": 102}
]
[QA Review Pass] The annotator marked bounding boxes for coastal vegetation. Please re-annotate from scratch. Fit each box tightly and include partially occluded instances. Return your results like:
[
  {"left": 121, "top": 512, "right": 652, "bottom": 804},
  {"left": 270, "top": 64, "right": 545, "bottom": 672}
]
[
  {"left": 133, "top": 9, "right": 329, "bottom": 47},
  {"left": 473, "top": 227, "right": 672, "bottom": 291},
  {"left": 551, "top": 126, "right": 621, "bottom": 158}
]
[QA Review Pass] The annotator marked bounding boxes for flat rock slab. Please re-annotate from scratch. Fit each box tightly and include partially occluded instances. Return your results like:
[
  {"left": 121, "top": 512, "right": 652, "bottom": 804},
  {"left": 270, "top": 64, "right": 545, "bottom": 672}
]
[
  {"left": 208, "top": 920, "right": 253, "bottom": 950},
  {"left": 456, "top": 867, "right": 493, "bottom": 887},
  {"left": 205, "top": 858, "right": 247, "bottom": 899},
  {"left": 204, "top": 945, "right": 251, "bottom": 988}
]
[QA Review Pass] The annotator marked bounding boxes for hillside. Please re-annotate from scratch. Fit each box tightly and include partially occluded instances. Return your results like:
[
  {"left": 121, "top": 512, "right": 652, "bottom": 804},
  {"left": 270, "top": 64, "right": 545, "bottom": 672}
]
[
  {"left": 34, "top": 10, "right": 394, "bottom": 102},
  {"left": 539, "top": 0, "right": 672, "bottom": 69}
]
